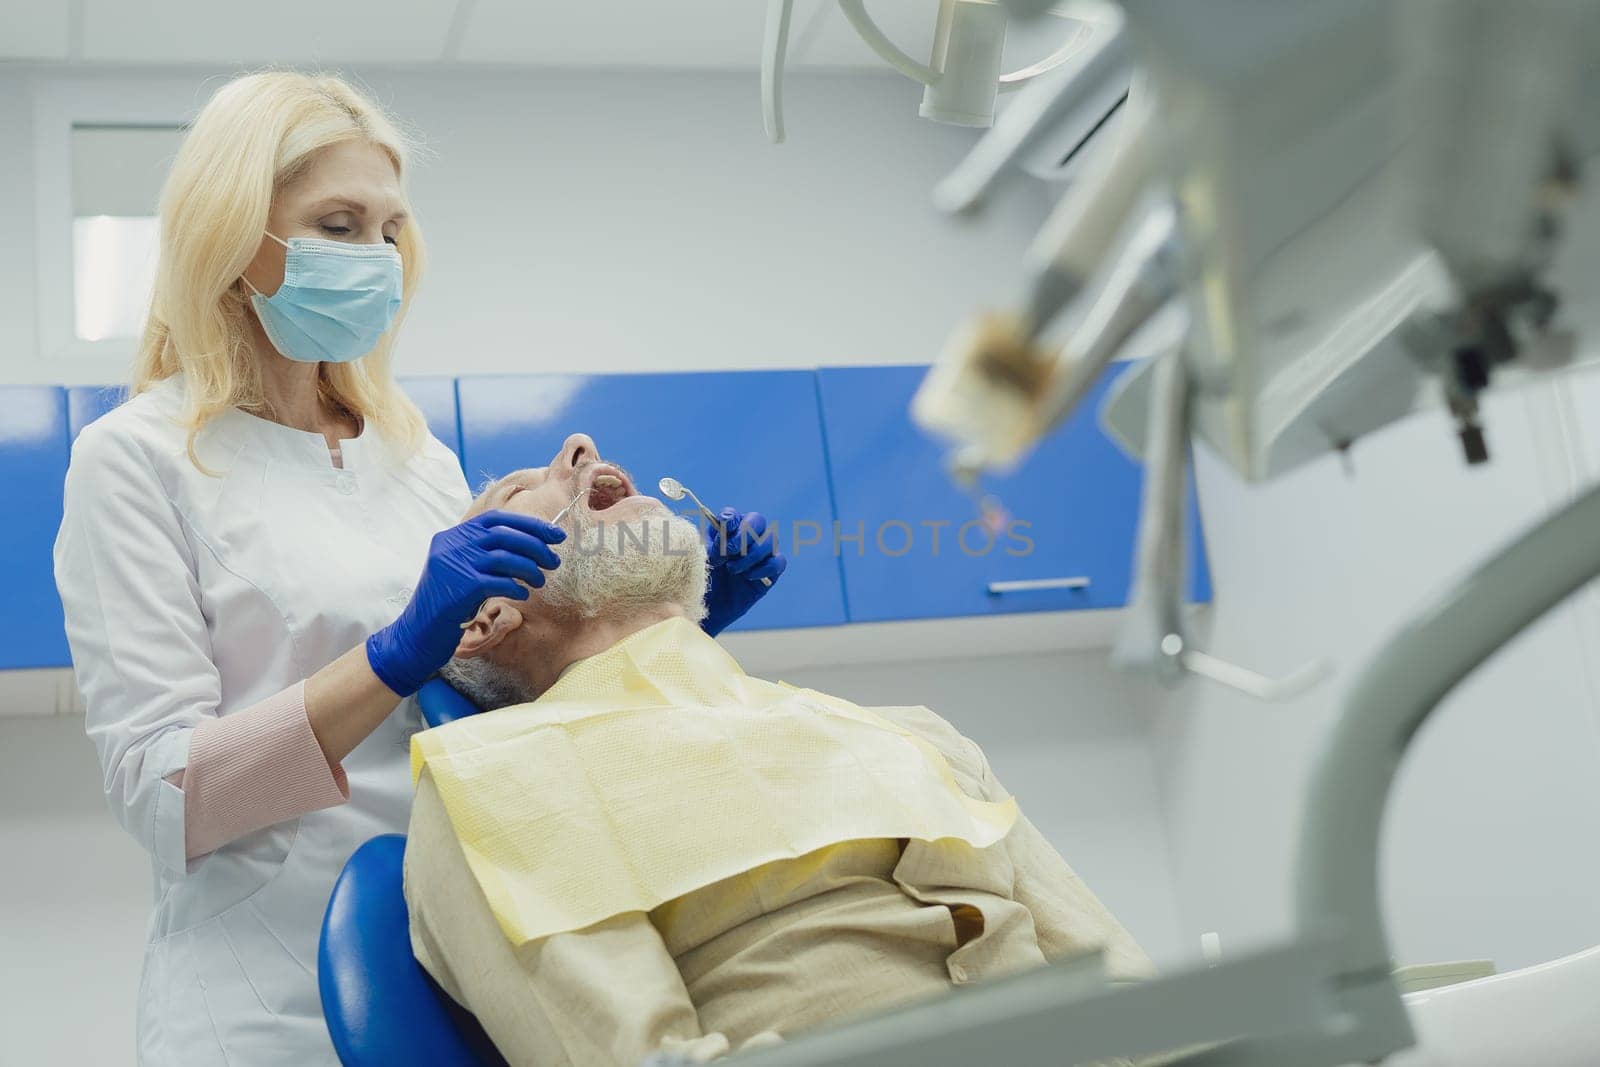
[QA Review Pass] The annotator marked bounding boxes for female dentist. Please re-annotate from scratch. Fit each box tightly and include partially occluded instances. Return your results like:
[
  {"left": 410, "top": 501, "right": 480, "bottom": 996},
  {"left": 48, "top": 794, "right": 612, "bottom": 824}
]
[{"left": 53, "top": 72, "right": 785, "bottom": 1067}]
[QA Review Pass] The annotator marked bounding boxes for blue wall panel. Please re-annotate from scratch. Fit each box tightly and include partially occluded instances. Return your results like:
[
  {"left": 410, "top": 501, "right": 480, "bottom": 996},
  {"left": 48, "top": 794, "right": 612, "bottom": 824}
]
[
  {"left": 398, "top": 377, "right": 462, "bottom": 462},
  {"left": 68, "top": 381, "right": 461, "bottom": 461},
  {"left": 67, "top": 384, "right": 128, "bottom": 441},
  {"left": 818, "top": 364, "right": 1212, "bottom": 623},
  {"left": 457, "top": 371, "right": 847, "bottom": 632},
  {"left": 0, "top": 387, "right": 72, "bottom": 669}
]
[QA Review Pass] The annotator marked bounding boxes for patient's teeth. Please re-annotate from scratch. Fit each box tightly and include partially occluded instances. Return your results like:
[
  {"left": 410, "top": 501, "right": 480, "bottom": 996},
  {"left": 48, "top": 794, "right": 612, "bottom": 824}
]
[{"left": 593, "top": 474, "right": 623, "bottom": 488}]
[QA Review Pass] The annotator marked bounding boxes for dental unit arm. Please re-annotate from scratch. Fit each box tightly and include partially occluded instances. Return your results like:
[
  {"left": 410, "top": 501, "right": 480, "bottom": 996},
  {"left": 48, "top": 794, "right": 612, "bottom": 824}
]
[
  {"left": 760, "top": 0, "right": 1124, "bottom": 142},
  {"left": 728, "top": 4, "right": 1600, "bottom": 1063}
]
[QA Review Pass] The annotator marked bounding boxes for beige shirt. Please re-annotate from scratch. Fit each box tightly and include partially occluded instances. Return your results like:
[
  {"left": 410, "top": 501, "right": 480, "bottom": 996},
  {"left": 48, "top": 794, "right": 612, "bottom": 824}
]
[{"left": 405, "top": 700, "right": 1154, "bottom": 1067}]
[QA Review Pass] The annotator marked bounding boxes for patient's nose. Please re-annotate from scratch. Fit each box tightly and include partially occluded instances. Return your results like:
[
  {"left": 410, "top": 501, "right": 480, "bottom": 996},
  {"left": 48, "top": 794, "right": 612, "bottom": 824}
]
[{"left": 555, "top": 433, "right": 597, "bottom": 474}]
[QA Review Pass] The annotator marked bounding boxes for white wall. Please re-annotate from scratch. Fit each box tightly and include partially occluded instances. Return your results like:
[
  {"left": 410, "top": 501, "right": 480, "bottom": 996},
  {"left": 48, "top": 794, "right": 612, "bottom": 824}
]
[
  {"left": 0, "top": 69, "right": 38, "bottom": 382},
  {"left": 0, "top": 65, "right": 1056, "bottom": 384},
  {"left": 387, "top": 69, "right": 1055, "bottom": 377},
  {"left": 0, "top": 63, "right": 1179, "bottom": 1067},
  {"left": 1153, "top": 380, "right": 1600, "bottom": 974}
]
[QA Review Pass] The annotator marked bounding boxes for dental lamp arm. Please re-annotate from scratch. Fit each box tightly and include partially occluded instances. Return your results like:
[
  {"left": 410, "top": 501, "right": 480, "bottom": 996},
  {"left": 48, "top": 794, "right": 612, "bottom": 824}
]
[
  {"left": 1034, "top": 196, "right": 1179, "bottom": 434},
  {"left": 1110, "top": 344, "right": 1189, "bottom": 683},
  {"left": 1110, "top": 345, "right": 1331, "bottom": 700},
  {"left": 836, "top": 0, "right": 944, "bottom": 84},
  {"left": 1180, "top": 651, "right": 1330, "bottom": 703},
  {"left": 761, "top": 0, "right": 794, "bottom": 143},
  {"left": 933, "top": 14, "right": 1131, "bottom": 214},
  {"left": 1020, "top": 102, "right": 1153, "bottom": 331},
  {"left": 909, "top": 188, "right": 1174, "bottom": 478}
]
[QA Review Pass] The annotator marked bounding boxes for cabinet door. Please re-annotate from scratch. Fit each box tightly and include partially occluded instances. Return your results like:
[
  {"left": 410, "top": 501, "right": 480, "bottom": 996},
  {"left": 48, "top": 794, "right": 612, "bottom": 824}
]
[
  {"left": 457, "top": 371, "right": 846, "bottom": 631},
  {"left": 2, "top": 387, "right": 71, "bottom": 669},
  {"left": 818, "top": 364, "right": 1211, "bottom": 623}
]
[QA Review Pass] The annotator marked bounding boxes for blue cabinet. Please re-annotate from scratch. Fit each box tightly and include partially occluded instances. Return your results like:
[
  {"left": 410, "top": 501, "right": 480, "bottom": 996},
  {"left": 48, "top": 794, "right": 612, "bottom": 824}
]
[
  {"left": 67, "top": 384, "right": 128, "bottom": 441},
  {"left": 456, "top": 371, "right": 847, "bottom": 632},
  {"left": 66, "top": 380, "right": 460, "bottom": 459},
  {"left": 0, "top": 387, "right": 71, "bottom": 669},
  {"left": 817, "top": 364, "right": 1211, "bottom": 623},
  {"left": 0, "top": 365, "right": 1213, "bottom": 675}
]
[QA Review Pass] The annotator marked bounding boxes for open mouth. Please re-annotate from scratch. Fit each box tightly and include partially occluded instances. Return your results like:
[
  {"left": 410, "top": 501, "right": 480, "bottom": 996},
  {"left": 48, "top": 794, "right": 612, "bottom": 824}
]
[{"left": 582, "top": 463, "right": 636, "bottom": 512}]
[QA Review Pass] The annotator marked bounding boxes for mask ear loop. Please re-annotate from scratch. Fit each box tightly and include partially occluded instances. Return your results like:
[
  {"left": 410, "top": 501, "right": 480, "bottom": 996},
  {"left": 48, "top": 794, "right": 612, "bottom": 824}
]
[{"left": 240, "top": 232, "right": 291, "bottom": 297}]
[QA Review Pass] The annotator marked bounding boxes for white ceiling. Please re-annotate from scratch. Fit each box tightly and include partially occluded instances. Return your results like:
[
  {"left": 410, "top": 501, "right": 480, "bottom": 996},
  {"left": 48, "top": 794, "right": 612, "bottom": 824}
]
[
  {"left": 83, "top": 0, "right": 460, "bottom": 65},
  {"left": 0, "top": 0, "right": 1080, "bottom": 72},
  {"left": 0, "top": 0, "right": 69, "bottom": 59}
]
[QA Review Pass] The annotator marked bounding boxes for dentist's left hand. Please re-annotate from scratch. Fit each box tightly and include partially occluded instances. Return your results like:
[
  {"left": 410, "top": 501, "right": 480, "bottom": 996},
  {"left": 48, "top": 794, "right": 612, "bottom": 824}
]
[
  {"left": 702, "top": 508, "right": 786, "bottom": 637},
  {"left": 365, "top": 511, "right": 566, "bottom": 696}
]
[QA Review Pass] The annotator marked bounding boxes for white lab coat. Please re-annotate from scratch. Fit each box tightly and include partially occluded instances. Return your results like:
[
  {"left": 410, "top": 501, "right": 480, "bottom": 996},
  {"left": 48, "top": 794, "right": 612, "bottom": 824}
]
[{"left": 53, "top": 375, "right": 472, "bottom": 1066}]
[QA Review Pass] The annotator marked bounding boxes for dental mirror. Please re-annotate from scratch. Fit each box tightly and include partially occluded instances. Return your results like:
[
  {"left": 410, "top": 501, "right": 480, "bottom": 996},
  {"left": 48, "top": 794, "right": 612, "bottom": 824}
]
[{"left": 659, "top": 476, "right": 774, "bottom": 587}]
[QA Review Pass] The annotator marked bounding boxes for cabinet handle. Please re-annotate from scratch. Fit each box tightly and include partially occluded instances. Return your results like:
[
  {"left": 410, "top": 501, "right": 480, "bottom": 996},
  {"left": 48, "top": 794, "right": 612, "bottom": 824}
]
[{"left": 986, "top": 577, "right": 1091, "bottom": 595}]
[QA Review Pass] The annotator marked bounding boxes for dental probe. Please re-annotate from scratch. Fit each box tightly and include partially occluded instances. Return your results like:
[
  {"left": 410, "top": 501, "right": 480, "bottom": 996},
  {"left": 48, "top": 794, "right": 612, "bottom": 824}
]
[
  {"left": 551, "top": 488, "right": 587, "bottom": 526},
  {"left": 658, "top": 477, "right": 774, "bottom": 587}
]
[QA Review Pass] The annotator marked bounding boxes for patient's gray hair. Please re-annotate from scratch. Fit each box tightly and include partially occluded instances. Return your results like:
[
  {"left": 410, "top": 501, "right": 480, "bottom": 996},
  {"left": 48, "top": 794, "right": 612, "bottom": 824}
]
[{"left": 437, "top": 657, "right": 538, "bottom": 712}]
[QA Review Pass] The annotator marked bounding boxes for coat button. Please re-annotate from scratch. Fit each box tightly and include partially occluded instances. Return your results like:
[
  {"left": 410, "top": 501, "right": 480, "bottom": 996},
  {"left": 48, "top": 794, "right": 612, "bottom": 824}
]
[
  {"left": 949, "top": 963, "right": 969, "bottom": 984},
  {"left": 336, "top": 475, "right": 356, "bottom": 495}
]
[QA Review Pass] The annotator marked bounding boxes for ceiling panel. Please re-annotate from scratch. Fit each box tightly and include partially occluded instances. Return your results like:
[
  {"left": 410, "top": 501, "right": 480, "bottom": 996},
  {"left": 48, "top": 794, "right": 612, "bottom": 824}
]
[
  {"left": 52, "top": 0, "right": 1091, "bottom": 72},
  {"left": 458, "top": 0, "right": 776, "bottom": 68},
  {"left": 82, "top": 0, "right": 459, "bottom": 64},
  {"left": 0, "top": 0, "right": 71, "bottom": 60},
  {"left": 458, "top": 0, "right": 1084, "bottom": 71},
  {"left": 794, "top": 2, "right": 1092, "bottom": 73}
]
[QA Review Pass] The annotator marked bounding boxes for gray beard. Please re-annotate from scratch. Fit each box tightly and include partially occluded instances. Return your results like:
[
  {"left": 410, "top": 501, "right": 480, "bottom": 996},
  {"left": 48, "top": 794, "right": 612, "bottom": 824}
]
[{"left": 540, "top": 506, "right": 709, "bottom": 623}]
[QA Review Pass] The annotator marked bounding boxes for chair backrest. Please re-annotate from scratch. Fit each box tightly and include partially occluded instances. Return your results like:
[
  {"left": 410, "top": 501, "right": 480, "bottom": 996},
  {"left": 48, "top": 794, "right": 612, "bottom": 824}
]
[
  {"left": 417, "top": 676, "right": 484, "bottom": 728},
  {"left": 318, "top": 834, "right": 508, "bottom": 1067}
]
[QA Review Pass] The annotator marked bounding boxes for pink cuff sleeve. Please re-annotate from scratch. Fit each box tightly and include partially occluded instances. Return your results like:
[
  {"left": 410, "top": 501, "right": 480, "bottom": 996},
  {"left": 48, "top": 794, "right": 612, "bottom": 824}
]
[{"left": 181, "top": 681, "right": 350, "bottom": 860}]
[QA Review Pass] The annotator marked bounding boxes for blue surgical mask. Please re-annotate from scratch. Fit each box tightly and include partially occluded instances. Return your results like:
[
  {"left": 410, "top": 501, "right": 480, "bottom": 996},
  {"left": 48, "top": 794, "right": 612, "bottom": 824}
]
[{"left": 244, "top": 232, "right": 404, "bottom": 364}]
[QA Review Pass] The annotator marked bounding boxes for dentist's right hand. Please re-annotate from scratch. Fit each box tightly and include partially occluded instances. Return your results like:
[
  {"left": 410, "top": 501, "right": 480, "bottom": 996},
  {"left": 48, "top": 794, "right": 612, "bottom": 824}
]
[{"left": 365, "top": 511, "right": 566, "bottom": 697}]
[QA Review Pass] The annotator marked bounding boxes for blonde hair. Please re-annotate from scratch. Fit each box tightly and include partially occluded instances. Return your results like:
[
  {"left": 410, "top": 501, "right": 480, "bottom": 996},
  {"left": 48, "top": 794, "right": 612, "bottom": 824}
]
[{"left": 133, "top": 71, "right": 427, "bottom": 465}]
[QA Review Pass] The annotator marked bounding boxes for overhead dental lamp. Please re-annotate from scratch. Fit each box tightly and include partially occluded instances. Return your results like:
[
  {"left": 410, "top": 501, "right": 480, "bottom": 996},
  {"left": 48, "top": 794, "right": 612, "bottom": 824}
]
[{"left": 760, "top": 0, "right": 1113, "bottom": 142}]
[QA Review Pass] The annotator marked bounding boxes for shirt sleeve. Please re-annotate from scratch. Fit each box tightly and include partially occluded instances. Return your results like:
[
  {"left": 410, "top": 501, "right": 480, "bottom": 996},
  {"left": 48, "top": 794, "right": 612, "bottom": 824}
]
[
  {"left": 54, "top": 422, "right": 346, "bottom": 873},
  {"left": 180, "top": 681, "right": 348, "bottom": 859}
]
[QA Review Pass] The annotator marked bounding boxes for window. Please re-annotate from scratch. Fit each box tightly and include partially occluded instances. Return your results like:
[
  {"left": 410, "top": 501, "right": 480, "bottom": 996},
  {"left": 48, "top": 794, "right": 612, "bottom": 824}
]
[
  {"left": 32, "top": 79, "right": 193, "bottom": 364},
  {"left": 70, "top": 124, "right": 184, "bottom": 342}
]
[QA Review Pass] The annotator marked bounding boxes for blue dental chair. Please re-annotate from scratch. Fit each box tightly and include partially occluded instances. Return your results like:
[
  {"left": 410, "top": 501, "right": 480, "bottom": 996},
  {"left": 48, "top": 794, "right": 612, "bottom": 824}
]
[{"left": 318, "top": 679, "right": 510, "bottom": 1067}]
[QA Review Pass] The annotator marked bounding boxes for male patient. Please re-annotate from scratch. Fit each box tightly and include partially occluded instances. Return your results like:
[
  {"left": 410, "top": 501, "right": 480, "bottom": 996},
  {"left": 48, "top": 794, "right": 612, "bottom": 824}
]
[{"left": 403, "top": 433, "right": 1154, "bottom": 1067}]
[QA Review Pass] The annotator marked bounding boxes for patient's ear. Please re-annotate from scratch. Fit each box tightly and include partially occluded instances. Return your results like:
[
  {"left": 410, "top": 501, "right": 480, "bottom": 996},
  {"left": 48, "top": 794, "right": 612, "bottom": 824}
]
[{"left": 453, "top": 600, "right": 526, "bottom": 659}]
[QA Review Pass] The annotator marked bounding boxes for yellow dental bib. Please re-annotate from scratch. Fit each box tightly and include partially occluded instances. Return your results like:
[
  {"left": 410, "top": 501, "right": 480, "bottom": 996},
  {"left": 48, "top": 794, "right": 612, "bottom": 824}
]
[{"left": 410, "top": 618, "right": 1018, "bottom": 946}]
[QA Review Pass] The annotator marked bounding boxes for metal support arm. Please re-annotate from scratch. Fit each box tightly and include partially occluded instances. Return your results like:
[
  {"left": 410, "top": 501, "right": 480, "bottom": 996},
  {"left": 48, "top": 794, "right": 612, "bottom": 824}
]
[{"left": 1294, "top": 476, "right": 1600, "bottom": 1055}]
